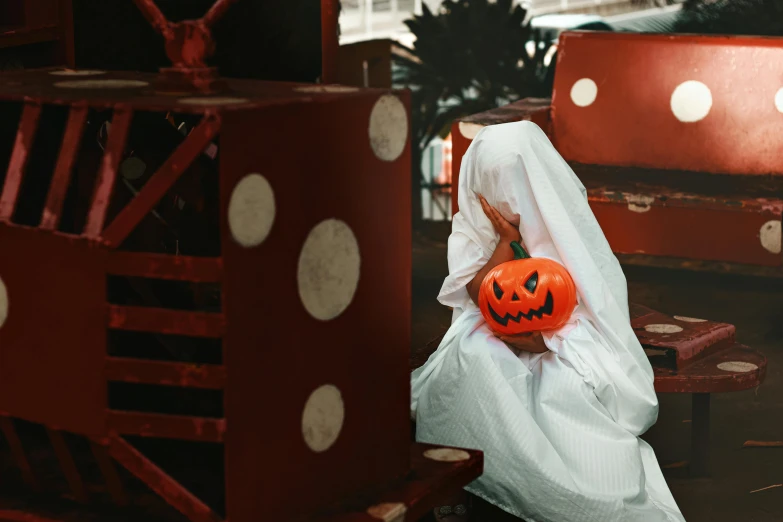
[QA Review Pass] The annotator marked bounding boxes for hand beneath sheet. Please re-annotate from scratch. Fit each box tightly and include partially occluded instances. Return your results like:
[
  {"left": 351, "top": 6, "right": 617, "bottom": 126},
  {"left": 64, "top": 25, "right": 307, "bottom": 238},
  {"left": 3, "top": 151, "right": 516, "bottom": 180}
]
[
  {"left": 498, "top": 331, "right": 549, "bottom": 354},
  {"left": 478, "top": 193, "right": 521, "bottom": 244}
]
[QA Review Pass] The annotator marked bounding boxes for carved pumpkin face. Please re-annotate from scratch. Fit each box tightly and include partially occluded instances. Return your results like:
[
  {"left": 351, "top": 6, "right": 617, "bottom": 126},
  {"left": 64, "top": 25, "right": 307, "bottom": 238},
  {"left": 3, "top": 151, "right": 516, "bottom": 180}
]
[{"left": 478, "top": 242, "right": 577, "bottom": 336}]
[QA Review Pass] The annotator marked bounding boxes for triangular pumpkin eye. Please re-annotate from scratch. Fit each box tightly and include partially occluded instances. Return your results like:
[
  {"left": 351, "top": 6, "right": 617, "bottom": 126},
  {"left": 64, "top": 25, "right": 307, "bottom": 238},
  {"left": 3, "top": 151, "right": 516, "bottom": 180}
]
[
  {"left": 493, "top": 280, "right": 504, "bottom": 300},
  {"left": 511, "top": 292, "right": 520, "bottom": 301},
  {"left": 524, "top": 272, "right": 538, "bottom": 293}
]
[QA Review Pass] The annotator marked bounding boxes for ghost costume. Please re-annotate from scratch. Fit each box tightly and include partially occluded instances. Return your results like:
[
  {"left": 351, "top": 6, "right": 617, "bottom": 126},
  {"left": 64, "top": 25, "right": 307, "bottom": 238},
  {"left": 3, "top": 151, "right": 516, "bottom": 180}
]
[{"left": 411, "top": 121, "right": 685, "bottom": 522}]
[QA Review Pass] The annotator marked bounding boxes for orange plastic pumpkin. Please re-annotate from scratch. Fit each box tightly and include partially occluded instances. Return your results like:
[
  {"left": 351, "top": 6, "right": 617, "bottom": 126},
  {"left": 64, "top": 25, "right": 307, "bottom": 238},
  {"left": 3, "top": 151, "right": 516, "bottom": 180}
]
[{"left": 478, "top": 242, "right": 577, "bottom": 336}]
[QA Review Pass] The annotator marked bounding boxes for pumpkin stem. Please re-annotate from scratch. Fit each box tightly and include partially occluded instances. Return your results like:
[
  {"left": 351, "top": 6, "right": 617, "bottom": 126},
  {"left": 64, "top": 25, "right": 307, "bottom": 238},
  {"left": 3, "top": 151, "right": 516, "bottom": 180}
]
[{"left": 510, "top": 241, "right": 530, "bottom": 260}]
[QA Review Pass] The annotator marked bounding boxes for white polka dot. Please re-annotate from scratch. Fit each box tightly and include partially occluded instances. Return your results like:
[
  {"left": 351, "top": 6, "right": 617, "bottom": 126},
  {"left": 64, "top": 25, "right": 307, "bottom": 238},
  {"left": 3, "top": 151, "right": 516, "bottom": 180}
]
[
  {"left": 645, "top": 324, "right": 683, "bottom": 334},
  {"left": 178, "top": 97, "right": 249, "bottom": 106},
  {"left": 227, "top": 174, "right": 276, "bottom": 248},
  {"left": 120, "top": 157, "right": 146, "bottom": 181},
  {"left": 367, "top": 503, "right": 407, "bottom": 522},
  {"left": 369, "top": 94, "right": 408, "bottom": 162},
  {"left": 775, "top": 88, "right": 783, "bottom": 113},
  {"left": 0, "top": 277, "right": 7, "bottom": 329},
  {"left": 423, "top": 448, "right": 471, "bottom": 462},
  {"left": 298, "top": 220, "right": 361, "bottom": 321},
  {"left": 49, "top": 69, "right": 105, "bottom": 76},
  {"left": 295, "top": 85, "right": 359, "bottom": 93},
  {"left": 717, "top": 361, "right": 758, "bottom": 373},
  {"left": 760, "top": 220, "right": 781, "bottom": 254},
  {"left": 626, "top": 194, "right": 654, "bottom": 213},
  {"left": 54, "top": 79, "right": 149, "bottom": 89},
  {"left": 670, "top": 81, "right": 712, "bottom": 122},
  {"left": 458, "top": 121, "right": 485, "bottom": 140},
  {"left": 302, "top": 384, "right": 344, "bottom": 453},
  {"left": 570, "top": 78, "right": 598, "bottom": 107},
  {"left": 674, "top": 315, "right": 707, "bottom": 323}
]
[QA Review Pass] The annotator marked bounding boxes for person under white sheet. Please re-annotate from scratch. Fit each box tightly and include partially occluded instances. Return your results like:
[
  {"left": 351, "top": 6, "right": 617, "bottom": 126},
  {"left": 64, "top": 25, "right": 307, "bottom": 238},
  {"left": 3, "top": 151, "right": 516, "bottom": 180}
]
[{"left": 411, "top": 121, "right": 685, "bottom": 522}]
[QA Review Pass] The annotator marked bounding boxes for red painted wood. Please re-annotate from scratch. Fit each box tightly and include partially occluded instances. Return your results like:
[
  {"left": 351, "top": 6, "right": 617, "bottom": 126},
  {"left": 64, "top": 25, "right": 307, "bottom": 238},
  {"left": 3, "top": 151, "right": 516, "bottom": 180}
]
[
  {"left": 0, "top": 227, "right": 107, "bottom": 436},
  {"left": 450, "top": 122, "right": 469, "bottom": 217},
  {"left": 106, "top": 252, "right": 223, "bottom": 282},
  {"left": 105, "top": 357, "right": 226, "bottom": 389},
  {"left": 88, "top": 440, "right": 128, "bottom": 506},
  {"left": 552, "top": 32, "right": 783, "bottom": 175},
  {"left": 45, "top": 428, "right": 88, "bottom": 503},
  {"left": 107, "top": 435, "right": 223, "bottom": 522},
  {"left": 630, "top": 304, "right": 736, "bottom": 369},
  {"left": 320, "top": 0, "right": 339, "bottom": 84},
  {"left": 0, "top": 68, "right": 474, "bottom": 522},
  {"left": 40, "top": 104, "right": 88, "bottom": 230},
  {"left": 0, "top": 416, "right": 38, "bottom": 492},
  {"left": 654, "top": 344, "right": 766, "bottom": 394},
  {"left": 130, "top": 0, "right": 171, "bottom": 37},
  {"left": 0, "top": 102, "right": 41, "bottom": 222},
  {"left": 311, "top": 443, "right": 483, "bottom": 522},
  {"left": 106, "top": 411, "right": 226, "bottom": 443},
  {"left": 220, "top": 93, "right": 412, "bottom": 522},
  {"left": 0, "top": 510, "right": 63, "bottom": 522},
  {"left": 83, "top": 107, "right": 133, "bottom": 239},
  {"left": 588, "top": 193, "right": 783, "bottom": 267},
  {"left": 106, "top": 305, "right": 224, "bottom": 338},
  {"left": 203, "top": 0, "right": 240, "bottom": 27},
  {"left": 101, "top": 114, "right": 221, "bottom": 248}
]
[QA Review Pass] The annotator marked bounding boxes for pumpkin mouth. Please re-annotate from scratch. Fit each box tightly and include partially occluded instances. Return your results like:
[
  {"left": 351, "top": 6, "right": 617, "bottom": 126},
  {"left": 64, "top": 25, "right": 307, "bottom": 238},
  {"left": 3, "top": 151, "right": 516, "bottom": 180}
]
[{"left": 487, "top": 290, "right": 554, "bottom": 327}]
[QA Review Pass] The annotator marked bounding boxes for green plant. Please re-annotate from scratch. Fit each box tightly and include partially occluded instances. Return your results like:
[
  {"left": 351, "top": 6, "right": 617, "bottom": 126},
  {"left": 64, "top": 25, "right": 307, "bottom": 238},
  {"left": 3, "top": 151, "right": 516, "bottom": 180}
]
[
  {"left": 394, "top": 0, "right": 552, "bottom": 150},
  {"left": 392, "top": 0, "right": 553, "bottom": 224},
  {"left": 673, "top": 0, "right": 783, "bottom": 36}
]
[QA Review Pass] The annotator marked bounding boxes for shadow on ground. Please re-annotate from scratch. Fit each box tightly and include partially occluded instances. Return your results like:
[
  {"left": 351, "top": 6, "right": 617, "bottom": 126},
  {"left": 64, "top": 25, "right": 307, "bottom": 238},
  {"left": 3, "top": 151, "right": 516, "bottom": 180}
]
[{"left": 411, "top": 225, "right": 783, "bottom": 522}]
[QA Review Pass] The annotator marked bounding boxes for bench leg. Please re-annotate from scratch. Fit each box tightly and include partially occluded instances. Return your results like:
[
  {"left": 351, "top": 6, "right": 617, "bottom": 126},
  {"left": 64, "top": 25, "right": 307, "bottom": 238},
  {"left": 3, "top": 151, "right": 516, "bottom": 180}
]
[{"left": 690, "top": 393, "right": 711, "bottom": 477}]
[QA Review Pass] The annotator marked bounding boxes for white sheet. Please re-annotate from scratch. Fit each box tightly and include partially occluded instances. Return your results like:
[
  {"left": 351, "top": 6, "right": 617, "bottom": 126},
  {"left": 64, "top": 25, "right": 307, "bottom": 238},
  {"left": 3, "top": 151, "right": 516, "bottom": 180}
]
[{"left": 411, "top": 121, "right": 685, "bottom": 522}]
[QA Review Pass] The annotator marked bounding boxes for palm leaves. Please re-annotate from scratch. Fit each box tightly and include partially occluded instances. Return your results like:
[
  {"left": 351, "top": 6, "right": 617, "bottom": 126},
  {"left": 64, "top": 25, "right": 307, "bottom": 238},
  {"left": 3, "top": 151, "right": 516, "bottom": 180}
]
[
  {"left": 393, "top": 0, "right": 553, "bottom": 151},
  {"left": 673, "top": 0, "right": 783, "bottom": 36}
]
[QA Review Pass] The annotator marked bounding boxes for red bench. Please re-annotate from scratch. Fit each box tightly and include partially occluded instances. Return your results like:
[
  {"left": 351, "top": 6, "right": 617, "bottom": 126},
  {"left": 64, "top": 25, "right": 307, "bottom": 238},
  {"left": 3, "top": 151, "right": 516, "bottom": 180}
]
[
  {"left": 451, "top": 31, "right": 783, "bottom": 268},
  {"left": 414, "top": 31, "right": 773, "bottom": 478}
]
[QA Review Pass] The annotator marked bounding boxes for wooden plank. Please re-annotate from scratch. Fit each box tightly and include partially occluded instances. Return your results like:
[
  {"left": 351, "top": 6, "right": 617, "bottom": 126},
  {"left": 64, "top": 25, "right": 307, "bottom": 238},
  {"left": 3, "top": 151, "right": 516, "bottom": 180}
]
[
  {"left": 101, "top": 114, "right": 221, "bottom": 248},
  {"left": 654, "top": 344, "right": 766, "bottom": 394},
  {"left": 310, "top": 443, "right": 483, "bottom": 522},
  {"left": 107, "top": 305, "right": 224, "bottom": 338},
  {"left": 105, "top": 357, "right": 226, "bottom": 389},
  {"left": 46, "top": 428, "right": 88, "bottom": 503},
  {"left": 0, "top": 416, "right": 38, "bottom": 492},
  {"left": 83, "top": 107, "right": 133, "bottom": 239},
  {"left": 40, "top": 104, "right": 88, "bottom": 230},
  {"left": 0, "top": 102, "right": 41, "bottom": 221},
  {"left": 89, "top": 439, "right": 127, "bottom": 506},
  {"left": 108, "top": 435, "right": 222, "bottom": 522},
  {"left": 106, "top": 251, "right": 222, "bottom": 283},
  {"left": 106, "top": 411, "right": 225, "bottom": 443}
]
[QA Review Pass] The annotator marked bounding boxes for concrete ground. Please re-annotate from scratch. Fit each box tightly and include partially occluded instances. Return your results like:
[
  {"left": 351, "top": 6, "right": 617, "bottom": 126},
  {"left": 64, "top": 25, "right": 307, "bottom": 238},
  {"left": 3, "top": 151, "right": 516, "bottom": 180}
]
[{"left": 411, "top": 225, "right": 783, "bottom": 522}]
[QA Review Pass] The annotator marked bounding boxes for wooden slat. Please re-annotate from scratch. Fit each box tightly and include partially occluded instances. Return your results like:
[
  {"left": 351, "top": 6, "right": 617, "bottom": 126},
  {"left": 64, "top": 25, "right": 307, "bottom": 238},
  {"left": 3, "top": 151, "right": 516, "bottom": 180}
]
[
  {"left": 83, "top": 107, "right": 133, "bottom": 239},
  {"left": 106, "top": 411, "right": 225, "bottom": 443},
  {"left": 89, "top": 439, "right": 127, "bottom": 506},
  {"left": 107, "top": 305, "right": 224, "bottom": 338},
  {"left": 105, "top": 357, "right": 226, "bottom": 389},
  {"left": 106, "top": 251, "right": 223, "bottom": 282},
  {"left": 108, "top": 435, "right": 222, "bottom": 522},
  {"left": 0, "top": 102, "right": 42, "bottom": 221},
  {"left": 0, "top": 416, "right": 38, "bottom": 491},
  {"left": 46, "top": 428, "right": 88, "bottom": 503},
  {"left": 101, "top": 113, "right": 221, "bottom": 248},
  {"left": 40, "top": 104, "right": 88, "bottom": 230}
]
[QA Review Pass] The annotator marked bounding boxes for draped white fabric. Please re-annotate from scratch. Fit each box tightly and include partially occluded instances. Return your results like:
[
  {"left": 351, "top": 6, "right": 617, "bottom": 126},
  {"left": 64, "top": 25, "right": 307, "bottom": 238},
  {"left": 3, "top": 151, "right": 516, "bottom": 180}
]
[{"left": 411, "top": 121, "right": 685, "bottom": 522}]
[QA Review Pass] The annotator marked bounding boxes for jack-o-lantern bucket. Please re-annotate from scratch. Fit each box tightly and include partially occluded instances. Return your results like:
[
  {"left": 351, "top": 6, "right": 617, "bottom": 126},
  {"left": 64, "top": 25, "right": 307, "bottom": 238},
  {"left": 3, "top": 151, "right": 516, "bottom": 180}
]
[{"left": 478, "top": 242, "right": 577, "bottom": 336}]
